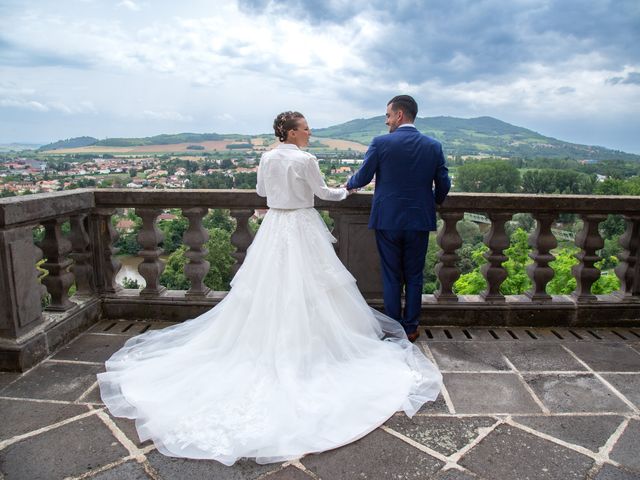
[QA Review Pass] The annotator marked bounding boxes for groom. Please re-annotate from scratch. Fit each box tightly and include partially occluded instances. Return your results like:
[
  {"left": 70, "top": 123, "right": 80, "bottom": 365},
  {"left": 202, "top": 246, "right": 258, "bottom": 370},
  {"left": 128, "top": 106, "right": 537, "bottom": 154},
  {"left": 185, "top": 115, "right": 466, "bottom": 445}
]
[{"left": 347, "top": 95, "right": 451, "bottom": 342}]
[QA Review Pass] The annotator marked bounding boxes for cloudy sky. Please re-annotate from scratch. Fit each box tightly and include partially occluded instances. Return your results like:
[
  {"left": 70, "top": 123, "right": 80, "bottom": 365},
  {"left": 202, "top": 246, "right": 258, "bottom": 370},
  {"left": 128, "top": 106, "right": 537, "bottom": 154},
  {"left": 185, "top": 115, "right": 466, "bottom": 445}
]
[{"left": 1, "top": 0, "right": 639, "bottom": 152}]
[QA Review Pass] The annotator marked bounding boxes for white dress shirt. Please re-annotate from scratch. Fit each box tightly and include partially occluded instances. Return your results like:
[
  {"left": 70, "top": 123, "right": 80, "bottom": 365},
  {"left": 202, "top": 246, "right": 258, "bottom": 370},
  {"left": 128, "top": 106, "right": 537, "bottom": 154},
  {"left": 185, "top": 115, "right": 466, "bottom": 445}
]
[{"left": 257, "top": 143, "right": 347, "bottom": 208}]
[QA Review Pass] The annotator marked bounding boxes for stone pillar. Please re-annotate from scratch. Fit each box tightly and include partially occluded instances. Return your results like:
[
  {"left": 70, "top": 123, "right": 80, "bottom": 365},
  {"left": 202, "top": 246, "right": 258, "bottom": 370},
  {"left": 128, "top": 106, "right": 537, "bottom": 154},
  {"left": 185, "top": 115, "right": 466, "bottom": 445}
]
[
  {"left": 136, "top": 207, "right": 166, "bottom": 296},
  {"left": 39, "top": 218, "right": 75, "bottom": 311},
  {"left": 89, "top": 208, "right": 122, "bottom": 295},
  {"left": 69, "top": 214, "right": 95, "bottom": 296},
  {"left": 183, "top": 207, "right": 211, "bottom": 297},
  {"left": 526, "top": 213, "right": 557, "bottom": 302},
  {"left": 615, "top": 214, "right": 640, "bottom": 300},
  {"left": 572, "top": 214, "right": 606, "bottom": 302},
  {"left": 0, "top": 225, "right": 48, "bottom": 370},
  {"left": 333, "top": 212, "right": 383, "bottom": 299},
  {"left": 480, "top": 212, "right": 511, "bottom": 302},
  {"left": 229, "top": 209, "right": 254, "bottom": 277},
  {"left": 435, "top": 211, "right": 463, "bottom": 302}
]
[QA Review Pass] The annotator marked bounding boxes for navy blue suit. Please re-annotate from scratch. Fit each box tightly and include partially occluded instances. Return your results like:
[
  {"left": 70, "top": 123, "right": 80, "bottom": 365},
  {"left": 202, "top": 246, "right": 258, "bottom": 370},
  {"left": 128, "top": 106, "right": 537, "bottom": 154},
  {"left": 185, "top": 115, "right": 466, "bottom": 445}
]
[{"left": 347, "top": 126, "right": 451, "bottom": 333}]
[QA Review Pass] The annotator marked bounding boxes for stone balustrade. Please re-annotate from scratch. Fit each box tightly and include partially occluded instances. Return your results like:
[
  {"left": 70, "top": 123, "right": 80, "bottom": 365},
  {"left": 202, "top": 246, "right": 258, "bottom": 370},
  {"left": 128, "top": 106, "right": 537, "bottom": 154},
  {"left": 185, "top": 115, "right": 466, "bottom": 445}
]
[{"left": 1, "top": 189, "right": 639, "bottom": 371}]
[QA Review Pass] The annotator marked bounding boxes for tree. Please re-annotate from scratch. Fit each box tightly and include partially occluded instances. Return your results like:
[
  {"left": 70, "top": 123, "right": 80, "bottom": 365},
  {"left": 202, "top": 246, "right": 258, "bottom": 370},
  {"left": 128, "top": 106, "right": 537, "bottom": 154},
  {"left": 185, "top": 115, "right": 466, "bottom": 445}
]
[
  {"left": 453, "top": 244, "right": 488, "bottom": 294},
  {"left": 455, "top": 160, "right": 521, "bottom": 193},
  {"left": 158, "top": 212, "right": 189, "bottom": 254},
  {"left": 457, "top": 220, "right": 483, "bottom": 245},
  {"left": 121, "top": 277, "right": 140, "bottom": 289},
  {"left": 203, "top": 209, "right": 235, "bottom": 233},
  {"left": 546, "top": 248, "right": 578, "bottom": 294},
  {"left": 500, "top": 228, "right": 532, "bottom": 294},
  {"left": 160, "top": 227, "right": 235, "bottom": 290},
  {"left": 422, "top": 233, "right": 439, "bottom": 293}
]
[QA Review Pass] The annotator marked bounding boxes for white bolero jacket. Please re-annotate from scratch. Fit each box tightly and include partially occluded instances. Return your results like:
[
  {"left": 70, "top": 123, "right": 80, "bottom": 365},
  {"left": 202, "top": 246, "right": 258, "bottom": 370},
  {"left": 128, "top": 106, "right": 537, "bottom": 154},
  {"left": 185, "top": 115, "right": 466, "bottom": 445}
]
[{"left": 257, "top": 143, "right": 347, "bottom": 208}]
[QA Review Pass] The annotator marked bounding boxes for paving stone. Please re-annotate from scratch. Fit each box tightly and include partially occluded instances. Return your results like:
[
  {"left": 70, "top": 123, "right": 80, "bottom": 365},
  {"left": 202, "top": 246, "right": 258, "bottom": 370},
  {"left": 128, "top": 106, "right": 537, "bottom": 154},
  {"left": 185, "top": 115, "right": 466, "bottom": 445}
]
[
  {"left": 500, "top": 343, "right": 587, "bottom": 372},
  {"left": 263, "top": 465, "right": 314, "bottom": 479},
  {"left": 88, "top": 460, "right": 150, "bottom": 479},
  {"left": 512, "top": 415, "right": 625, "bottom": 452},
  {"left": 385, "top": 415, "right": 496, "bottom": 456},
  {"left": 523, "top": 374, "right": 632, "bottom": 413},
  {"left": 429, "top": 342, "right": 510, "bottom": 371},
  {"left": 601, "top": 374, "right": 640, "bottom": 407},
  {"left": 459, "top": 424, "right": 594, "bottom": 480},
  {"left": 302, "top": 428, "right": 444, "bottom": 479},
  {"left": 53, "top": 333, "right": 129, "bottom": 363},
  {"left": 0, "top": 398, "right": 88, "bottom": 440},
  {"left": 146, "top": 450, "right": 279, "bottom": 480},
  {"left": 432, "top": 469, "right": 483, "bottom": 480},
  {"left": 443, "top": 373, "right": 542, "bottom": 414},
  {"left": 416, "top": 392, "right": 450, "bottom": 414},
  {"left": 109, "top": 414, "right": 153, "bottom": 448},
  {"left": 609, "top": 419, "right": 640, "bottom": 472},
  {"left": 0, "top": 361, "right": 103, "bottom": 401},
  {"left": 81, "top": 383, "right": 105, "bottom": 404},
  {"left": 0, "top": 372, "right": 20, "bottom": 391},
  {"left": 594, "top": 464, "right": 640, "bottom": 480},
  {"left": 0, "top": 414, "right": 129, "bottom": 480},
  {"left": 565, "top": 343, "right": 640, "bottom": 372}
]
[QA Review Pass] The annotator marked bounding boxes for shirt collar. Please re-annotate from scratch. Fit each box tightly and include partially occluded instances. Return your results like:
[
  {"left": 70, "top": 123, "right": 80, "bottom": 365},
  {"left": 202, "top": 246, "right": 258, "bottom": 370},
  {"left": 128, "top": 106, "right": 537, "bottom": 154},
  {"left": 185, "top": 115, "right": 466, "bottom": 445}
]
[
  {"left": 398, "top": 123, "right": 416, "bottom": 129},
  {"left": 277, "top": 143, "right": 300, "bottom": 150}
]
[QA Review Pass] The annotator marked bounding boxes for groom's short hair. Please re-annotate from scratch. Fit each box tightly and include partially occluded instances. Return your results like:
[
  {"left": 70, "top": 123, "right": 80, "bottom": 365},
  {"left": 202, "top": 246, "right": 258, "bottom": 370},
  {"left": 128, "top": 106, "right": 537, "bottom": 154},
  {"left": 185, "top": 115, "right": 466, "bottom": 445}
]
[{"left": 388, "top": 95, "right": 418, "bottom": 121}]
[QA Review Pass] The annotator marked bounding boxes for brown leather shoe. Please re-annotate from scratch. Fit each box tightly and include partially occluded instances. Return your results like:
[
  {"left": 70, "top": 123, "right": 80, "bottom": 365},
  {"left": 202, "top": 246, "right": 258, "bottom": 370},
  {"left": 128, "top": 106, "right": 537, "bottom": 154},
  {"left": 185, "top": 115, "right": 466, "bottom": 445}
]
[{"left": 407, "top": 331, "right": 420, "bottom": 343}]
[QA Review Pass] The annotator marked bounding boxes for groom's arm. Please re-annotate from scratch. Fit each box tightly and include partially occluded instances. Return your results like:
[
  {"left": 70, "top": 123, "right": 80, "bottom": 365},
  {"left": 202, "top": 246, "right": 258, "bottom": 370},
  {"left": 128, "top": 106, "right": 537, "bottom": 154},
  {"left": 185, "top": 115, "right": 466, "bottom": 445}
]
[{"left": 347, "top": 139, "right": 379, "bottom": 190}]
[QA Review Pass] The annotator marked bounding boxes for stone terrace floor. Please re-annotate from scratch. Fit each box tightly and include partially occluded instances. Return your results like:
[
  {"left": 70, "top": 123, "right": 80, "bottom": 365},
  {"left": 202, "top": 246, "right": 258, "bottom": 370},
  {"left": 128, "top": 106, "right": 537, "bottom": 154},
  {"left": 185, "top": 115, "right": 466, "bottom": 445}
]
[{"left": 1, "top": 322, "right": 640, "bottom": 480}]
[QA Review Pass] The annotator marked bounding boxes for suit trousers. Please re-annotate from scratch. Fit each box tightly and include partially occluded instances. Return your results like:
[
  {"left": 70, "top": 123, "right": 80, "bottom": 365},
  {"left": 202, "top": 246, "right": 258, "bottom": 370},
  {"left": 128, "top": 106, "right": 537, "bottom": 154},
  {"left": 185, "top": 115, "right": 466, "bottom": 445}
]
[{"left": 375, "top": 229, "right": 429, "bottom": 334}]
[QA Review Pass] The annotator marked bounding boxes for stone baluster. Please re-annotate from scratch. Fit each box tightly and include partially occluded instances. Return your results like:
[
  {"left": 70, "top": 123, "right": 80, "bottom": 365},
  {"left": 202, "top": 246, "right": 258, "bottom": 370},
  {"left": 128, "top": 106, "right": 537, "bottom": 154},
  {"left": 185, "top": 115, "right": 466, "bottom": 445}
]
[
  {"left": 89, "top": 208, "right": 122, "bottom": 294},
  {"left": 32, "top": 236, "right": 48, "bottom": 303},
  {"left": 435, "top": 211, "right": 464, "bottom": 302},
  {"left": 136, "top": 208, "right": 166, "bottom": 296},
  {"left": 480, "top": 212, "right": 511, "bottom": 302},
  {"left": 229, "top": 209, "right": 254, "bottom": 276},
  {"left": 572, "top": 214, "right": 606, "bottom": 302},
  {"left": 526, "top": 213, "right": 557, "bottom": 301},
  {"left": 39, "top": 218, "right": 75, "bottom": 311},
  {"left": 69, "top": 214, "right": 95, "bottom": 296},
  {"left": 183, "top": 207, "right": 211, "bottom": 297},
  {"left": 615, "top": 215, "right": 640, "bottom": 300}
]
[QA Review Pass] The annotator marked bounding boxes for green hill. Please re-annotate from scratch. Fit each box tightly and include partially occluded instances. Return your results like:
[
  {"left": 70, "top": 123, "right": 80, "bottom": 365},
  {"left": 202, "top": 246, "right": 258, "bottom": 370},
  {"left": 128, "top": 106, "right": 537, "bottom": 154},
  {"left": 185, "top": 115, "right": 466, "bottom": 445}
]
[
  {"left": 313, "top": 116, "right": 639, "bottom": 161},
  {"left": 38, "top": 136, "right": 98, "bottom": 151},
  {"left": 94, "top": 132, "right": 230, "bottom": 147},
  {"left": 36, "top": 117, "right": 639, "bottom": 161},
  {"left": 38, "top": 133, "right": 240, "bottom": 151}
]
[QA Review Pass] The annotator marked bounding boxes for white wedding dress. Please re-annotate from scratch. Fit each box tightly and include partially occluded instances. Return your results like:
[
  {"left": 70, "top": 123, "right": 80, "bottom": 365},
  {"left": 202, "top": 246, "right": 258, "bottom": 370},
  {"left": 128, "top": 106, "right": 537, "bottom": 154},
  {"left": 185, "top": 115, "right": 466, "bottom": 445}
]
[{"left": 98, "top": 143, "right": 442, "bottom": 466}]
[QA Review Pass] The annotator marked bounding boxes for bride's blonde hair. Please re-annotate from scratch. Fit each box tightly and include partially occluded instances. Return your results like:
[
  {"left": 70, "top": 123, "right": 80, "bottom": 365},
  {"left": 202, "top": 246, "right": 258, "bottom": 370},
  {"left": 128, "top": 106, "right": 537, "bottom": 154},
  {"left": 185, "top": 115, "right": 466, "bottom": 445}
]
[{"left": 273, "top": 111, "right": 304, "bottom": 142}]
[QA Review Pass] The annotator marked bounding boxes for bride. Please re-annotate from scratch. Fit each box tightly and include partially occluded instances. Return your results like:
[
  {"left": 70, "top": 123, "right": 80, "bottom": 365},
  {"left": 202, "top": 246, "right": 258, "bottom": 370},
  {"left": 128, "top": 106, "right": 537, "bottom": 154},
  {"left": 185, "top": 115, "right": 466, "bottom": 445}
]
[{"left": 98, "top": 111, "right": 442, "bottom": 466}]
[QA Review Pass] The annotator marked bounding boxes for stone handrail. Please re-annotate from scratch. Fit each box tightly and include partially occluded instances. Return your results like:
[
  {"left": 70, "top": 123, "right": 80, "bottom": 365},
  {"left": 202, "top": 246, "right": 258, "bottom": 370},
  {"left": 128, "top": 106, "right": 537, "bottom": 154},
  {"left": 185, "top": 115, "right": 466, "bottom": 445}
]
[{"left": 1, "top": 189, "right": 639, "bottom": 371}]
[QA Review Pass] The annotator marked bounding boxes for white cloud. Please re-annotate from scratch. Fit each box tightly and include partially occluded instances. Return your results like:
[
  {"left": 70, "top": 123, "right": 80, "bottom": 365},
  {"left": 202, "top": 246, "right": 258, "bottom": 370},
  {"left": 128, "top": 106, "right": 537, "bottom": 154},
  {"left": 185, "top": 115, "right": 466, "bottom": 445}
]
[
  {"left": 0, "top": 0, "right": 638, "bottom": 152},
  {"left": 117, "top": 0, "right": 141, "bottom": 11},
  {"left": 142, "top": 110, "right": 193, "bottom": 122},
  {"left": 0, "top": 98, "right": 49, "bottom": 112}
]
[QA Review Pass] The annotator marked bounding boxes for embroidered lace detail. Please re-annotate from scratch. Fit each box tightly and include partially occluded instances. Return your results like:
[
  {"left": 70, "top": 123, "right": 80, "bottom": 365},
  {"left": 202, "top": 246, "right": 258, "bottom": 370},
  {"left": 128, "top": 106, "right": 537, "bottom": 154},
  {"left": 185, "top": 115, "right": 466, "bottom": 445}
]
[{"left": 163, "top": 380, "right": 269, "bottom": 456}]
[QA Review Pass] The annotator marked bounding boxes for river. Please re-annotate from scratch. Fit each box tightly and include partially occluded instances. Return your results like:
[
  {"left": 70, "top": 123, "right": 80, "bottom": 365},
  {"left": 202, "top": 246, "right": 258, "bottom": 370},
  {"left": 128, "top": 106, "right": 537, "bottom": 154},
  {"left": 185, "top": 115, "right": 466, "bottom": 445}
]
[{"left": 115, "top": 255, "right": 168, "bottom": 288}]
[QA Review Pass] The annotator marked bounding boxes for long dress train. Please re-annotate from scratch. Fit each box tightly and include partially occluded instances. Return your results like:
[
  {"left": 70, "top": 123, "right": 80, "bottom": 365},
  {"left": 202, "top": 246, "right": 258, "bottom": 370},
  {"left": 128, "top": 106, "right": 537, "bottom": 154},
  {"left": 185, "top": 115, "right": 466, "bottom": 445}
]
[{"left": 98, "top": 202, "right": 442, "bottom": 467}]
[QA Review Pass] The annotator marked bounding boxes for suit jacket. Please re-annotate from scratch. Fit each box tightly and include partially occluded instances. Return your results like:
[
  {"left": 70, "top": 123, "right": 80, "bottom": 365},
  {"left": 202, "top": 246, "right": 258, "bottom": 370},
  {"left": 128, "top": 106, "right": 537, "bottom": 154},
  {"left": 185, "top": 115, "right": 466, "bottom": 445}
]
[{"left": 347, "top": 126, "right": 451, "bottom": 231}]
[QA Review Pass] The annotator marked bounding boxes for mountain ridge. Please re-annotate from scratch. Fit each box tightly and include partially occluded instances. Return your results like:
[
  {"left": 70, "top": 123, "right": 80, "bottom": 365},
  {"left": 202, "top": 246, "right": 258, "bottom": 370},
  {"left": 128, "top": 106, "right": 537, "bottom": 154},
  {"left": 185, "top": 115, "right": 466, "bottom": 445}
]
[{"left": 37, "top": 116, "right": 639, "bottom": 161}]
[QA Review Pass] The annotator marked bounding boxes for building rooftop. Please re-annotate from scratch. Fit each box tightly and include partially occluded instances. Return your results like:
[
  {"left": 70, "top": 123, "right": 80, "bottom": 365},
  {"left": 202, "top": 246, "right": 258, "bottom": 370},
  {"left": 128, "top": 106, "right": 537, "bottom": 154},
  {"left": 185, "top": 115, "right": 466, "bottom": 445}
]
[{"left": 1, "top": 323, "right": 639, "bottom": 480}]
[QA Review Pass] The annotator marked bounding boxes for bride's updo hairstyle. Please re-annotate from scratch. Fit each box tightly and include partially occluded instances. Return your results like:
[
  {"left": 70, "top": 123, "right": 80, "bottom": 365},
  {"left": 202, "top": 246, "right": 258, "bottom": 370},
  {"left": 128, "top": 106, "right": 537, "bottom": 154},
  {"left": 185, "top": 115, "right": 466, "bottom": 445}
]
[{"left": 273, "top": 111, "right": 304, "bottom": 142}]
